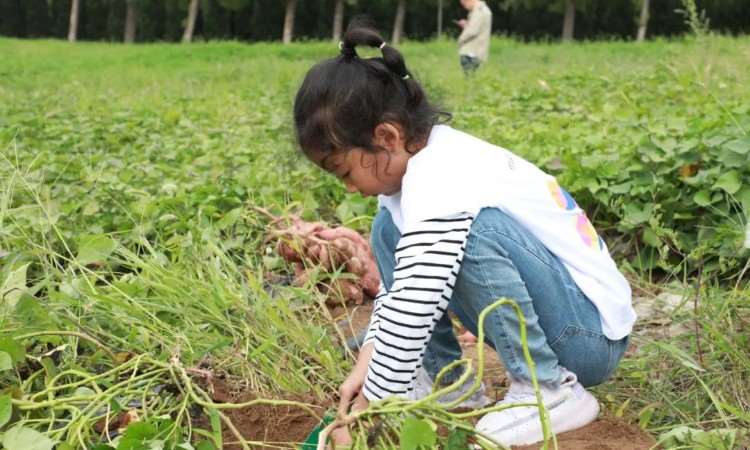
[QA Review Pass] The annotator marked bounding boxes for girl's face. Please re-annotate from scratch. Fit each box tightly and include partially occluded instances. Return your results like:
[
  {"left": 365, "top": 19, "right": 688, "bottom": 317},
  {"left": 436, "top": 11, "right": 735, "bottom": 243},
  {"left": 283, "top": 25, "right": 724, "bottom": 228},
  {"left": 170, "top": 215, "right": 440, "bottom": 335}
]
[
  {"left": 319, "top": 147, "right": 409, "bottom": 197},
  {"left": 312, "top": 123, "right": 415, "bottom": 197}
]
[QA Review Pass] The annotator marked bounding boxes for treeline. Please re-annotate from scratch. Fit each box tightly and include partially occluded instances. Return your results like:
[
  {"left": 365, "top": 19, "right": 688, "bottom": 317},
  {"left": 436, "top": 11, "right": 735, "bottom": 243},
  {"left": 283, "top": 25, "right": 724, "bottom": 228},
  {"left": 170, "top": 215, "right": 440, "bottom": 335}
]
[{"left": 1, "top": 0, "right": 748, "bottom": 44}]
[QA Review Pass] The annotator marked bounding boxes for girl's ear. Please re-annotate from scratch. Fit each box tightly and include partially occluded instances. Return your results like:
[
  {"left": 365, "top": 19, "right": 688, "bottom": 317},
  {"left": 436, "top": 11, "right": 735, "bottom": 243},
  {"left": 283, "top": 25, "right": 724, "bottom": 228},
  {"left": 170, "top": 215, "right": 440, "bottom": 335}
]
[{"left": 373, "top": 122, "right": 405, "bottom": 153}]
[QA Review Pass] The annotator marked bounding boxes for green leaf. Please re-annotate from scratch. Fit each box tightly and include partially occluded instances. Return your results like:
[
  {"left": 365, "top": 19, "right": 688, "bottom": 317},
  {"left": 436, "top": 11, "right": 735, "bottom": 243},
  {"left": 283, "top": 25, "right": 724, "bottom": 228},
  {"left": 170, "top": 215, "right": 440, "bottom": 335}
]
[
  {"left": 738, "top": 186, "right": 750, "bottom": 213},
  {"left": 215, "top": 208, "right": 241, "bottom": 230},
  {"left": 652, "top": 341, "right": 705, "bottom": 372},
  {"left": 642, "top": 228, "right": 661, "bottom": 248},
  {"left": 0, "top": 394, "right": 12, "bottom": 428},
  {"left": 399, "top": 417, "right": 437, "bottom": 450},
  {"left": 208, "top": 408, "right": 222, "bottom": 449},
  {"left": 445, "top": 428, "right": 470, "bottom": 450},
  {"left": 717, "top": 148, "right": 747, "bottom": 168},
  {"left": 1, "top": 262, "right": 29, "bottom": 310},
  {"left": 0, "top": 338, "right": 24, "bottom": 364},
  {"left": 76, "top": 234, "right": 117, "bottom": 265},
  {"left": 724, "top": 137, "right": 750, "bottom": 154},
  {"left": 194, "top": 441, "right": 217, "bottom": 450},
  {"left": 0, "top": 351, "right": 12, "bottom": 371},
  {"left": 117, "top": 421, "right": 158, "bottom": 450},
  {"left": 1, "top": 425, "right": 56, "bottom": 450},
  {"left": 622, "top": 203, "right": 653, "bottom": 227},
  {"left": 693, "top": 189, "right": 713, "bottom": 207},
  {"left": 713, "top": 170, "right": 742, "bottom": 195}
]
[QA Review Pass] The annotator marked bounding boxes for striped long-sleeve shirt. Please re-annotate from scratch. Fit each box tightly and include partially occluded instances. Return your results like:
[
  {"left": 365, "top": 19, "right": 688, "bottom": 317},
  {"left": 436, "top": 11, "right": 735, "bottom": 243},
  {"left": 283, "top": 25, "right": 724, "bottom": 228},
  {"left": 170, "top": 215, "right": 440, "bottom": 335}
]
[{"left": 362, "top": 213, "right": 473, "bottom": 400}]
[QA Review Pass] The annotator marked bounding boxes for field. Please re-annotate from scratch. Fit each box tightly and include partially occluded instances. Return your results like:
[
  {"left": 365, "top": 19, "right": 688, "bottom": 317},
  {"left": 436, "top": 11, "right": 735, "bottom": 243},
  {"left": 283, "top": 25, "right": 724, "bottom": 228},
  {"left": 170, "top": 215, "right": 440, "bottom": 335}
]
[{"left": 1, "top": 35, "right": 749, "bottom": 449}]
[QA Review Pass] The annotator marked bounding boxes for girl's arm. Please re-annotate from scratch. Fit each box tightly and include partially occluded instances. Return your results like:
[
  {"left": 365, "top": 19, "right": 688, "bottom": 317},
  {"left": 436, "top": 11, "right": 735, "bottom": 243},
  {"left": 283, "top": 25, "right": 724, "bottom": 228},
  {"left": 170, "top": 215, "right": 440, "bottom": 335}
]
[{"left": 360, "top": 212, "right": 473, "bottom": 401}]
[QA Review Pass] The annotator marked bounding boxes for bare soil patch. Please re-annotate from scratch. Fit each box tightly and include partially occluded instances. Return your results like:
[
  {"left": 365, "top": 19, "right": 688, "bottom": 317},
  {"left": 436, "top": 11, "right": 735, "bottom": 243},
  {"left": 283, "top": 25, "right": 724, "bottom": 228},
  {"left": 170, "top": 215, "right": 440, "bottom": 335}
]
[
  {"left": 195, "top": 377, "right": 326, "bottom": 449},
  {"left": 512, "top": 417, "right": 656, "bottom": 450}
]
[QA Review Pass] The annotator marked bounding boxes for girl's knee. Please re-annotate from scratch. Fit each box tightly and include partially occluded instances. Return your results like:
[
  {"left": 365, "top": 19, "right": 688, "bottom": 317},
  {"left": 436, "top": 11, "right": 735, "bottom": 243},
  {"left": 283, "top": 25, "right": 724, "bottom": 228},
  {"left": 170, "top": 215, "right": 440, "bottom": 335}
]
[{"left": 551, "top": 327, "right": 627, "bottom": 388}]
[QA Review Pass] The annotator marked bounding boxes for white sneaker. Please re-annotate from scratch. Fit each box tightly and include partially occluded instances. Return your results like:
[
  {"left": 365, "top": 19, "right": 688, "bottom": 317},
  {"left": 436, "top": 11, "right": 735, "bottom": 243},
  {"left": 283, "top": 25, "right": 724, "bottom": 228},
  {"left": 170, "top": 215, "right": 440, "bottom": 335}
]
[
  {"left": 409, "top": 366, "right": 492, "bottom": 409},
  {"left": 475, "top": 368, "right": 599, "bottom": 446}
]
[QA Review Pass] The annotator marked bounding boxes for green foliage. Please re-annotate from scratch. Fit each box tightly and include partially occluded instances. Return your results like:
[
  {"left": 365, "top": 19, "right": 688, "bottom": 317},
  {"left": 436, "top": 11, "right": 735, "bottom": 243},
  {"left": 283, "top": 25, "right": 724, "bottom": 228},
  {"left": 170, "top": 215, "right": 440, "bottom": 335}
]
[
  {"left": 399, "top": 417, "right": 437, "bottom": 450},
  {"left": 659, "top": 426, "right": 748, "bottom": 450},
  {"left": 445, "top": 428, "right": 471, "bottom": 449},
  {"left": 0, "top": 394, "right": 11, "bottom": 429},
  {"left": 676, "top": 0, "right": 710, "bottom": 37},
  {"left": 596, "top": 285, "right": 750, "bottom": 444},
  {"left": 0, "top": 36, "right": 748, "bottom": 448},
  {"left": 1, "top": 425, "right": 56, "bottom": 450}
]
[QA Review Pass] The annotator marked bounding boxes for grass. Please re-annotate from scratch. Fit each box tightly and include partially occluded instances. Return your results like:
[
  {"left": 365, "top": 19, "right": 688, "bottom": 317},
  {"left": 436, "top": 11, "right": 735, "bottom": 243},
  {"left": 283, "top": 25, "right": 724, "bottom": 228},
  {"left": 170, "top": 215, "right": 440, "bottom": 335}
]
[{"left": 0, "top": 35, "right": 749, "bottom": 449}]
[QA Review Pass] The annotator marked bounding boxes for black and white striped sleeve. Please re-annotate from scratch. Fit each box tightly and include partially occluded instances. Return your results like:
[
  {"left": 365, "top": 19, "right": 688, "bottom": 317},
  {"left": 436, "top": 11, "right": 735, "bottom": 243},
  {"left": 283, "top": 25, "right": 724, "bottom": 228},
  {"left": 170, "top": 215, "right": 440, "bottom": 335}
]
[{"left": 362, "top": 212, "right": 474, "bottom": 401}]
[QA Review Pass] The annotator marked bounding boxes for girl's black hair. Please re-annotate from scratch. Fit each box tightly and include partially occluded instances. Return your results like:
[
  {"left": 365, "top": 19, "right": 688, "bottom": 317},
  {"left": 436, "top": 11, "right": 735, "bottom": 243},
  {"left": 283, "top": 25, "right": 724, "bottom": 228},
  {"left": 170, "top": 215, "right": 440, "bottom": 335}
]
[{"left": 293, "top": 26, "right": 448, "bottom": 163}]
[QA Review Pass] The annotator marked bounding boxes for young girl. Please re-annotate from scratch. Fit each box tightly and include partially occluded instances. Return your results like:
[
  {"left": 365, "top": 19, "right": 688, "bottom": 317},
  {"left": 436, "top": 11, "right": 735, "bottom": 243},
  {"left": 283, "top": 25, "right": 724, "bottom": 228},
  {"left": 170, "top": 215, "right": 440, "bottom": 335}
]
[{"left": 293, "top": 27, "right": 636, "bottom": 447}]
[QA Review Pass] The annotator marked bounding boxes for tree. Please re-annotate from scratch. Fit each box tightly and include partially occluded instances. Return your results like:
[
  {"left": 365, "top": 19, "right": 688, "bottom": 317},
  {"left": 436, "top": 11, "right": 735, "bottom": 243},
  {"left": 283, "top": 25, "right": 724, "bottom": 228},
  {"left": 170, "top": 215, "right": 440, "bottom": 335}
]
[
  {"left": 392, "top": 0, "right": 406, "bottom": 45},
  {"left": 283, "top": 0, "right": 296, "bottom": 44},
  {"left": 437, "top": 0, "right": 444, "bottom": 38},
  {"left": 124, "top": 0, "right": 137, "bottom": 43},
  {"left": 502, "top": 0, "right": 591, "bottom": 41},
  {"left": 332, "top": 0, "right": 344, "bottom": 41},
  {"left": 561, "top": 0, "right": 575, "bottom": 40},
  {"left": 636, "top": 0, "right": 650, "bottom": 41},
  {"left": 68, "top": 0, "right": 80, "bottom": 42},
  {"left": 182, "top": 0, "right": 199, "bottom": 43}
]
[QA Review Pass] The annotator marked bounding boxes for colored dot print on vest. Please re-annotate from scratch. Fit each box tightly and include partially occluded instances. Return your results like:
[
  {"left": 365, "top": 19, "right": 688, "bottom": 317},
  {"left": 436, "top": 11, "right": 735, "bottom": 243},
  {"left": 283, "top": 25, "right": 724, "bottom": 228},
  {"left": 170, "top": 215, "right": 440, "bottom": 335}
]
[
  {"left": 547, "top": 179, "right": 577, "bottom": 210},
  {"left": 577, "top": 213, "right": 604, "bottom": 250}
]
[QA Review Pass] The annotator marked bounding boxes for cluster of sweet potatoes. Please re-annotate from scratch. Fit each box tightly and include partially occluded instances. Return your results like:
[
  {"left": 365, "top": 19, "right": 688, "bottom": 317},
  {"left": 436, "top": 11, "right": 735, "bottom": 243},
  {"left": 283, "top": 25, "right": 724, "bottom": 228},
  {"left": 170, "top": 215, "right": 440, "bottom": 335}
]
[{"left": 267, "top": 214, "right": 380, "bottom": 305}]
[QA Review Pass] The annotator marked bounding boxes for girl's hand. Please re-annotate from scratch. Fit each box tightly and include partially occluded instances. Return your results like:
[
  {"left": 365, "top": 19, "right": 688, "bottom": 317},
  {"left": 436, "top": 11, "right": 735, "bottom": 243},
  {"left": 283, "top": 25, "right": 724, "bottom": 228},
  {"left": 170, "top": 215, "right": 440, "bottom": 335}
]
[
  {"left": 330, "top": 426, "right": 353, "bottom": 448},
  {"left": 331, "top": 343, "right": 374, "bottom": 448},
  {"left": 331, "top": 393, "right": 370, "bottom": 448},
  {"left": 337, "top": 343, "right": 373, "bottom": 418}
]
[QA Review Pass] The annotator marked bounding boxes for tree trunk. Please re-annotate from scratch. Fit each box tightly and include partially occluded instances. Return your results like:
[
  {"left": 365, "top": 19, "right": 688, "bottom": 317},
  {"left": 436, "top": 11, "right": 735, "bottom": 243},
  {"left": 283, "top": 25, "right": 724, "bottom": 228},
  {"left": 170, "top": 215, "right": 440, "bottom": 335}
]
[
  {"left": 68, "top": 0, "right": 80, "bottom": 42},
  {"left": 182, "top": 0, "right": 199, "bottom": 43},
  {"left": 437, "top": 0, "right": 443, "bottom": 38},
  {"left": 332, "top": 0, "right": 344, "bottom": 41},
  {"left": 392, "top": 0, "right": 406, "bottom": 45},
  {"left": 562, "top": 0, "right": 575, "bottom": 41},
  {"left": 250, "top": 0, "right": 261, "bottom": 40},
  {"left": 124, "top": 0, "right": 137, "bottom": 43},
  {"left": 636, "top": 0, "right": 650, "bottom": 42},
  {"left": 283, "top": 0, "right": 296, "bottom": 44}
]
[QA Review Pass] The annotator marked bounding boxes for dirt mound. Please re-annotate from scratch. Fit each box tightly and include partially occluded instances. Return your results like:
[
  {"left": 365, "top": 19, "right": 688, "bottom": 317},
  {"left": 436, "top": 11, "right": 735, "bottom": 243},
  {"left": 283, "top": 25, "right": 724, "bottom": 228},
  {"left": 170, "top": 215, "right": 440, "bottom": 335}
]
[
  {"left": 513, "top": 418, "right": 656, "bottom": 450},
  {"left": 197, "top": 378, "right": 326, "bottom": 449}
]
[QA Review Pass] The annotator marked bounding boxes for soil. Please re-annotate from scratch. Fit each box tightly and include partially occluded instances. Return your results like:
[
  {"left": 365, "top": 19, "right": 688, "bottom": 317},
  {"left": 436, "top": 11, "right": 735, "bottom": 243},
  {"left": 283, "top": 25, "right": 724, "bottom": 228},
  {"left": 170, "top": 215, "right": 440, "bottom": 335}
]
[
  {"left": 512, "top": 418, "right": 656, "bottom": 450},
  {"left": 194, "top": 376, "right": 327, "bottom": 449}
]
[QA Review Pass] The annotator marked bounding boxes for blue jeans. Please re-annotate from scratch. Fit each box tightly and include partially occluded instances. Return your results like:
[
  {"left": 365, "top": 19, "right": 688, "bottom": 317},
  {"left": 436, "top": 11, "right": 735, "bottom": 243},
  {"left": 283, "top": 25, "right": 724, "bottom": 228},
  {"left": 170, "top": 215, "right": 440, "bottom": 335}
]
[
  {"left": 370, "top": 207, "right": 628, "bottom": 388},
  {"left": 460, "top": 55, "right": 481, "bottom": 74}
]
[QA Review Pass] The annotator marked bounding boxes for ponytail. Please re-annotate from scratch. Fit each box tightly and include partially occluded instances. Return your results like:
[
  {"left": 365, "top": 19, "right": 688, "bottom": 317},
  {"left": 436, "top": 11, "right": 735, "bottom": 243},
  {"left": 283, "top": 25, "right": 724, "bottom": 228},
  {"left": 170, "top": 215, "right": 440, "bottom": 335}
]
[
  {"left": 339, "top": 27, "right": 411, "bottom": 81},
  {"left": 294, "top": 26, "right": 448, "bottom": 161}
]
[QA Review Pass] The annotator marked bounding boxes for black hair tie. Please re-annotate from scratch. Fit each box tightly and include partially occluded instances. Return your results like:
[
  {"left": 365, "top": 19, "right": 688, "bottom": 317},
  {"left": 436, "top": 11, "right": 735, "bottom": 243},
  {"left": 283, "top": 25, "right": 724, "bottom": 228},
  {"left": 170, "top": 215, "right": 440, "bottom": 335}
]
[{"left": 339, "top": 41, "right": 357, "bottom": 58}]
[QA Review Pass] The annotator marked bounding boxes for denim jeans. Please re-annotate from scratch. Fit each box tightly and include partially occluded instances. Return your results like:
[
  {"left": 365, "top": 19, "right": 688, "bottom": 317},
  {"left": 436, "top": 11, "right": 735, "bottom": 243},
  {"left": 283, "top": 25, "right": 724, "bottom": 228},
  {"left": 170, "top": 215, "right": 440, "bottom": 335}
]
[
  {"left": 370, "top": 207, "right": 629, "bottom": 388},
  {"left": 460, "top": 55, "right": 481, "bottom": 74}
]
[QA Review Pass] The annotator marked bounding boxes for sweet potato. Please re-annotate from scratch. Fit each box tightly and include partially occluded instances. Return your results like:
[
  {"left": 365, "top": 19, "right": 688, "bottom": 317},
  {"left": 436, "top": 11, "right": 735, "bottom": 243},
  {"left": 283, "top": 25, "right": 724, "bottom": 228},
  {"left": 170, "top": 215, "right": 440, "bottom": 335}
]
[{"left": 264, "top": 213, "right": 381, "bottom": 305}]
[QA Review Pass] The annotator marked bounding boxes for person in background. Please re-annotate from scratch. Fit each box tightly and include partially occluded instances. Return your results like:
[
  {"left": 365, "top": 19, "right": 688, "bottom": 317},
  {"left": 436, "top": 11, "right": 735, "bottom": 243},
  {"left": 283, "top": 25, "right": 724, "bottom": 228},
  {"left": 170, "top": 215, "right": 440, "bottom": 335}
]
[{"left": 456, "top": 0, "right": 493, "bottom": 74}]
